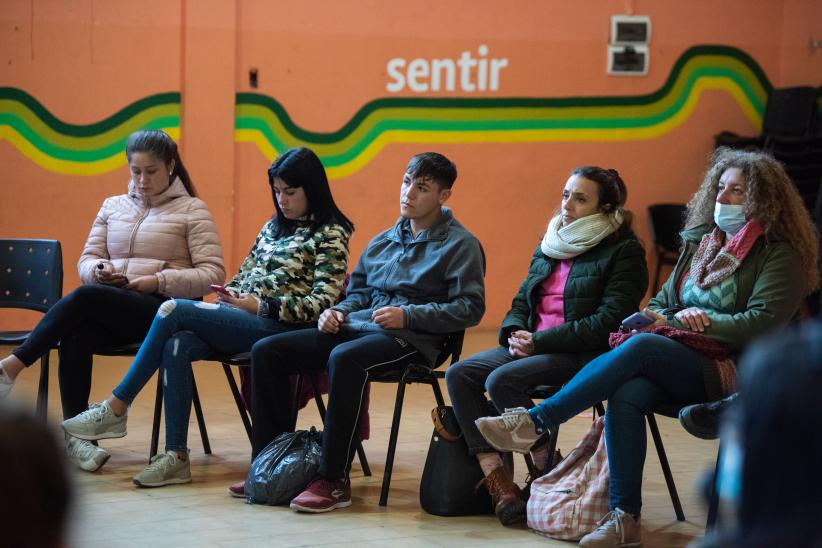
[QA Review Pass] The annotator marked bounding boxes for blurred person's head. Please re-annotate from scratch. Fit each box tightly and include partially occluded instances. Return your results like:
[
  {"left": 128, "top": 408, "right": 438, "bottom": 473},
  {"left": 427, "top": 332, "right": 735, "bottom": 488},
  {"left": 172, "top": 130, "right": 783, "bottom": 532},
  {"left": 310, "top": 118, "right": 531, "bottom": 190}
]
[
  {"left": 0, "top": 403, "right": 72, "bottom": 548},
  {"left": 706, "top": 322, "right": 822, "bottom": 547}
]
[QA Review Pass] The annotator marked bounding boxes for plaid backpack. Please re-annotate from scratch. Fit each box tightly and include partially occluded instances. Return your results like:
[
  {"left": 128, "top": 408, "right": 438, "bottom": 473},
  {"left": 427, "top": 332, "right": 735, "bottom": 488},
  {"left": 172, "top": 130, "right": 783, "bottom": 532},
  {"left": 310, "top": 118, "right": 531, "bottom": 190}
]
[{"left": 526, "top": 416, "right": 610, "bottom": 540}]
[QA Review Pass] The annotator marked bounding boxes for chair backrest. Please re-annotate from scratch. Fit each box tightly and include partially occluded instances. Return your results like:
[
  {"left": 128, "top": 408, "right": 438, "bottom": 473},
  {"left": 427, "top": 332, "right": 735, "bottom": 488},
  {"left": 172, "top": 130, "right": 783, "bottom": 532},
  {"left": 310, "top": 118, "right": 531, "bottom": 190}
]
[
  {"left": 763, "top": 86, "right": 819, "bottom": 138},
  {"left": 0, "top": 239, "right": 63, "bottom": 313},
  {"left": 647, "top": 204, "right": 687, "bottom": 254}
]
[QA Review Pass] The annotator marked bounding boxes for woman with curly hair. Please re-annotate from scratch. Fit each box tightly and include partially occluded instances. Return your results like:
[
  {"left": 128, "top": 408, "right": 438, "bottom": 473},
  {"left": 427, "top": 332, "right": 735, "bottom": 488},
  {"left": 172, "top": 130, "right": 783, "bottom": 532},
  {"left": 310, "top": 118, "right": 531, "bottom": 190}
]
[{"left": 475, "top": 147, "right": 819, "bottom": 547}]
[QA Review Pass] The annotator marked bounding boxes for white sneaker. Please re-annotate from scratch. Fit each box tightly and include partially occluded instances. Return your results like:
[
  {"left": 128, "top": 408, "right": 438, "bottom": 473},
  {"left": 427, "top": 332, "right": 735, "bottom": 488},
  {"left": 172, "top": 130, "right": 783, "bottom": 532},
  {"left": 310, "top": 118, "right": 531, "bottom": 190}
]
[
  {"left": 133, "top": 451, "right": 192, "bottom": 487},
  {"left": 0, "top": 367, "right": 14, "bottom": 399},
  {"left": 475, "top": 407, "right": 544, "bottom": 454},
  {"left": 65, "top": 434, "right": 110, "bottom": 472},
  {"left": 579, "top": 508, "right": 641, "bottom": 547},
  {"left": 61, "top": 401, "right": 128, "bottom": 440}
]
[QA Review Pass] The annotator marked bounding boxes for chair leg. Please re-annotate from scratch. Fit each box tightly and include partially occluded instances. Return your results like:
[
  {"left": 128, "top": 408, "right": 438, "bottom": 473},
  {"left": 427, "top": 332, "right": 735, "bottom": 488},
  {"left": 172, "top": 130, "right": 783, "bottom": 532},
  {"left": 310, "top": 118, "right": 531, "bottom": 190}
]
[
  {"left": 379, "top": 376, "right": 409, "bottom": 507},
  {"left": 36, "top": 353, "right": 50, "bottom": 421},
  {"left": 706, "top": 441, "right": 722, "bottom": 529},
  {"left": 150, "top": 376, "right": 163, "bottom": 460},
  {"left": 594, "top": 402, "right": 605, "bottom": 417},
  {"left": 191, "top": 374, "right": 211, "bottom": 455},
  {"left": 222, "top": 364, "right": 252, "bottom": 443},
  {"left": 291, "top": 374, "right": 305, "bottom": 425},
  {"left": 429, "top": 377, "right": 446, "bottom": 407},
  {"left": 647, "top": 413, "right": 685, "bottom": 521}
]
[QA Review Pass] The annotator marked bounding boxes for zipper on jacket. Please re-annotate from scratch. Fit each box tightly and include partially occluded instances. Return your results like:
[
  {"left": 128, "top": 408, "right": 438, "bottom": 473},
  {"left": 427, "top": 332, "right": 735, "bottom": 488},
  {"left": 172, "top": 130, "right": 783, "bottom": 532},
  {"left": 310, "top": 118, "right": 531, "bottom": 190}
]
[
  {"left": 123, "top": 196, "right": 151, "bottom": 274},
  {"left": 381, "top": 240, "right": 406, "bottom": 293}
]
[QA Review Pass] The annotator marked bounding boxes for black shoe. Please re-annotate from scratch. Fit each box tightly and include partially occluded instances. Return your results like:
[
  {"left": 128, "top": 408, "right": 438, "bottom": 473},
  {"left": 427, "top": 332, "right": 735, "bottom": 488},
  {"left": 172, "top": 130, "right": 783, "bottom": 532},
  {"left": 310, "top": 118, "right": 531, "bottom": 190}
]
[{"left": 678, "top": 393, "right": 738, "bottom": 440}]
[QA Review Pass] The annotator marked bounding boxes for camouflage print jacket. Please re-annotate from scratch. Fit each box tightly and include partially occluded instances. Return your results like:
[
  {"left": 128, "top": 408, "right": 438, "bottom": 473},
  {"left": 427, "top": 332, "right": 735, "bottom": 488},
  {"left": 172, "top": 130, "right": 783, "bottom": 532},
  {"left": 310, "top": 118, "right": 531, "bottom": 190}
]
[{"left": 225, "top": 219, "right": 350, "bottom": 324}]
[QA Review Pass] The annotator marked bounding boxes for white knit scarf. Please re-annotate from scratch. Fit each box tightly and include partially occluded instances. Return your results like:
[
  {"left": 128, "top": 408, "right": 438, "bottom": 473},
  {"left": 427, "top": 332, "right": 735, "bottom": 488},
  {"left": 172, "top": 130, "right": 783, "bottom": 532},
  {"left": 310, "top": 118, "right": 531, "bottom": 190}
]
[{"left": 540, "top": 210, "right": 624, "bottom": 259}]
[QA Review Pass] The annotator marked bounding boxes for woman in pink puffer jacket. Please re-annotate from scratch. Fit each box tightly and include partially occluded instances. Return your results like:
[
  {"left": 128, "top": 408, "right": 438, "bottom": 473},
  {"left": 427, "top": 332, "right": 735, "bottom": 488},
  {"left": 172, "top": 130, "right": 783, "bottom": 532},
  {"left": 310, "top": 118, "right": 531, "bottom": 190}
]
[{"left": 0, "top": 130, "right": 225, "bottom": 469}]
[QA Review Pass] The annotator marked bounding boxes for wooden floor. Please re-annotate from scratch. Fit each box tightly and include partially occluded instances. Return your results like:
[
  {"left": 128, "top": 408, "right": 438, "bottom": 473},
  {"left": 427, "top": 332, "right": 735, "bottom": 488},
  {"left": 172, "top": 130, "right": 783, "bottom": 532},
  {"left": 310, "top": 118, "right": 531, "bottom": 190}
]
[{"left": 3, "top": 330, "right": 717, "bottom": 548}]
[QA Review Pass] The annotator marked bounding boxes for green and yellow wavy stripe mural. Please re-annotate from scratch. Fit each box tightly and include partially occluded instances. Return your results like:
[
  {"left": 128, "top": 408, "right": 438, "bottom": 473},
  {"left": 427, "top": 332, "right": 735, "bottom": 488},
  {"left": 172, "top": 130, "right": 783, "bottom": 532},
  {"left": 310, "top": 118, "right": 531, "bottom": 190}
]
[
  {"left": 0, "top": 90, "right": 179, "bottom": 175},
  {"left": 236, "top": 45, "right": 776, "bottom": 180},
  {"left": 0, "top": 45, "right": 806, "bottom": 177}
]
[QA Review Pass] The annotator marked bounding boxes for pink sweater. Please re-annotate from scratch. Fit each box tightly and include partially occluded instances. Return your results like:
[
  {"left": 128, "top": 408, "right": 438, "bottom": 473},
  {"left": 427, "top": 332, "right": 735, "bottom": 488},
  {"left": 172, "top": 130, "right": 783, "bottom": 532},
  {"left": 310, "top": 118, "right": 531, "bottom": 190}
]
[{"left": 534, "top": 259, "right": 572, "bottom": 332}]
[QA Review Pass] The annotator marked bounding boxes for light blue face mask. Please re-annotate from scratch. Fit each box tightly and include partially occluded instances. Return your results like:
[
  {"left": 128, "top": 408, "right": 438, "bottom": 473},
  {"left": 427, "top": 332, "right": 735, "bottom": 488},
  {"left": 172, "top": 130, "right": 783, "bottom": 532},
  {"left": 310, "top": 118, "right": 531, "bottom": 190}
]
[{"left": 714, "top": 202, "right": 747, "bottom": 235}]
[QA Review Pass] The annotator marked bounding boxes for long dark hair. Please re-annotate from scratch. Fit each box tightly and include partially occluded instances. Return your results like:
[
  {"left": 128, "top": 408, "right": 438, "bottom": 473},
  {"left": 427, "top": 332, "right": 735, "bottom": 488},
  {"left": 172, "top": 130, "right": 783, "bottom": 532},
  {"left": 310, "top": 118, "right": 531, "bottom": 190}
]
[
  {"left": 267, "top": 147, "right": 354, "bottom": 237},
  {"left": 125, "top": 130, "right": 196, "bottom": 197},
  {"left": 570, "top": 166, "right": 634, "bottom": 240}
]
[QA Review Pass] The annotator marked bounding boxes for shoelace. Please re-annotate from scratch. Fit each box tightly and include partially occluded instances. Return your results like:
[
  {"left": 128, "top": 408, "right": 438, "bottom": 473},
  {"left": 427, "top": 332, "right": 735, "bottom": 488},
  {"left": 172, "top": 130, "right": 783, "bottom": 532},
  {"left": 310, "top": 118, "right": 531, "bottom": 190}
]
[
  {"left": 499, "top": 412, "right": 525, "bottom": 430},
  {"left": 78, "top": 403, "right": 105, "bottom": 424},
  {"left": 594, "top": 510, "right": 626, "bottom": 539},
  {"left": 71, "top": 439, "right": 99, "bottom": 460},
  {"left": 144, "top": 454, "right": 176, "bottom": 472}
]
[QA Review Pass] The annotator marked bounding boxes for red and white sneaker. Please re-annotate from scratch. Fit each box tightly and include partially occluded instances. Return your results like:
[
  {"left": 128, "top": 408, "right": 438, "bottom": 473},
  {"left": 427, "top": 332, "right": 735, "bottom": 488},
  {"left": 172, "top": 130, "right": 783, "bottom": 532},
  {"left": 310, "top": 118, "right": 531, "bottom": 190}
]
[{"left": 290, "top": 476, "right": 351, "bottom": 513}]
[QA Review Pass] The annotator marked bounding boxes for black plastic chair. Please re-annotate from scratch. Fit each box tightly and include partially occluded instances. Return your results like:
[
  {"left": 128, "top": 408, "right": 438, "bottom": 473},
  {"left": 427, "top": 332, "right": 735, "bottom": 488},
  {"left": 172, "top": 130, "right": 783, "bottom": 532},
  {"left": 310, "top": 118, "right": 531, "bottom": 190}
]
[
  {"left": 96, "top": 342, "right": 211, "bottom": 462},
  {"left": 0, "top": 239, "right": 63, "bottom": 420},
  {"left": 714, "top": 86, "right": 819, "bottom": 150},
  {"left": 647, "top": 204, "right": 686, "bottom": 295},
  {"left": 366, "top": 330, "right": 465, "bottom": 506},
  {"left": 210, "top": 352, "right": 371, "bottom": 476}
]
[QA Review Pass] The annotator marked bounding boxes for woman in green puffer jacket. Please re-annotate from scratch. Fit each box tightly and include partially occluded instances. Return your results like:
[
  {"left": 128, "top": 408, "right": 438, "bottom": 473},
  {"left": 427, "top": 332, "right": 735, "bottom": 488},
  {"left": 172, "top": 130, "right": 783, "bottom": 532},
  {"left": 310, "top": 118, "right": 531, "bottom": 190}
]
[{"left": 445, "top": 166, "right": 648, "bottom": 525}]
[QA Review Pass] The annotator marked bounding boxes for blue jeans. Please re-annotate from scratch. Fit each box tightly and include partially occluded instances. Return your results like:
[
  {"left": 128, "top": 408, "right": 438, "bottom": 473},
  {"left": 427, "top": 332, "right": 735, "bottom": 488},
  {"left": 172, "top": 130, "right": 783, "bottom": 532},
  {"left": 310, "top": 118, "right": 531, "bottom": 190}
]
[
  {"left": 112, "top": 299, "right": 299, "bottom": 452},
  {"left": 528, "top": 334, "right": 712, "bottom": 516}
]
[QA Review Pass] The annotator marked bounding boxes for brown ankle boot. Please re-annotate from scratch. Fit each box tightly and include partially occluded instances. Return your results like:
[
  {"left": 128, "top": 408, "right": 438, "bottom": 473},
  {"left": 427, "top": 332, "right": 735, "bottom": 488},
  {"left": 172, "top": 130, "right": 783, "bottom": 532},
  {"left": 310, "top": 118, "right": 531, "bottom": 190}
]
[{"left": 479, "top": 467, "right": 526, "bottom": 525}]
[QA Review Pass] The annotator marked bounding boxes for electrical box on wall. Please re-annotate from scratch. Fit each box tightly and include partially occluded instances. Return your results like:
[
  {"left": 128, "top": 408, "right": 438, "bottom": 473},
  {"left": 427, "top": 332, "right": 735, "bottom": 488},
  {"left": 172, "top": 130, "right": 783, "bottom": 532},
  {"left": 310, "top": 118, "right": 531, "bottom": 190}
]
[{"left": 608, "top": 15, "right": 650, "bottom": 76}]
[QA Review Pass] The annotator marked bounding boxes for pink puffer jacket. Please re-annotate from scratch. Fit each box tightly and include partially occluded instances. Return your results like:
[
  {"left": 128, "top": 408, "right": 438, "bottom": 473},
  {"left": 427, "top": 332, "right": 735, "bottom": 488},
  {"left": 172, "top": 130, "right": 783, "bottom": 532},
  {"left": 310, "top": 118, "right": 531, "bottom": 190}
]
[{"left": 77, "top": 178, "right": 226, "bottom": 298}]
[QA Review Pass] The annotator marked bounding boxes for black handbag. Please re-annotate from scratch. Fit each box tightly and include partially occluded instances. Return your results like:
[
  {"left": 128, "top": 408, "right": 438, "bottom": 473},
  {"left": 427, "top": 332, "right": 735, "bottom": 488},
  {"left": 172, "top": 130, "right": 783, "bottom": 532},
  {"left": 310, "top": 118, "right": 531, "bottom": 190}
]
[
  {"left": 419, "top": 405, "right": 493, "bottom": 516},
  {"left": 244, "top": 427, "right": 322, "bottom": 505}
]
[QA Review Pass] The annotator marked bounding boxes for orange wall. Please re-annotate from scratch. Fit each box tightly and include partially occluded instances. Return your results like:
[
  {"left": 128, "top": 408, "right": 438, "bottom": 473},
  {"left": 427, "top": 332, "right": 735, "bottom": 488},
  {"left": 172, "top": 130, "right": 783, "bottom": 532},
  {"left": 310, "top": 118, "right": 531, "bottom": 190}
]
[{"left": 2, "top": 0, "right": 821, "bottom": 331}]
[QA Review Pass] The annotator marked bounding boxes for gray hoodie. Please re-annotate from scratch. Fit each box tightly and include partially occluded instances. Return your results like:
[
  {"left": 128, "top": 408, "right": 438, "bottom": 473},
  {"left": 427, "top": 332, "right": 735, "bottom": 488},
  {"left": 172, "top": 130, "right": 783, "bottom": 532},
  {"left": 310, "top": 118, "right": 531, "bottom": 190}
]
[{"left": 333, "top": 207, "right": 485, "bottom": 365}]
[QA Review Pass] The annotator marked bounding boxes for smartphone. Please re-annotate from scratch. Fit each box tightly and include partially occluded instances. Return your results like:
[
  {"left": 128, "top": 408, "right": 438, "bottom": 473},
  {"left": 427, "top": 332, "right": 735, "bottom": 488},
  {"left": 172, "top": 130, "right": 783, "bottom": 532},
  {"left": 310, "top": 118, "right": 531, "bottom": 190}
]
[
  {"left": 621, "top": 311, "right": 655, "bottom": 330},
  {"left": 210, "top": 284, "right": 232, "bottom": 296}
]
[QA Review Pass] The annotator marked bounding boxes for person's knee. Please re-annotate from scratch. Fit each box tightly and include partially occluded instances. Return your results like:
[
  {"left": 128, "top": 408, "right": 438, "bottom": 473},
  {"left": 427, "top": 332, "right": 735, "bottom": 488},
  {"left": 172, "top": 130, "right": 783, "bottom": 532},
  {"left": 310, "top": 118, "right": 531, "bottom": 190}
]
[
  {"left": 327, "top": 345, "right": 352, "bottom": 372},
  {"left": 64, "top": 284, "right": 103, "bottom": 307},
  {"left": 484, "top": 367, "right": 509, "bottom": 401},
  {"left": 618, "top": 333, "right": 657, "bottom": 352},
  {"left": 444, "top": 361, "right": 469, "bottom": 391},
  {"left": 157, "top": 299, "right": 179, "bottom": 318},
  {"left": 250, "top": 338, "right": 272, "bottom": 368}
]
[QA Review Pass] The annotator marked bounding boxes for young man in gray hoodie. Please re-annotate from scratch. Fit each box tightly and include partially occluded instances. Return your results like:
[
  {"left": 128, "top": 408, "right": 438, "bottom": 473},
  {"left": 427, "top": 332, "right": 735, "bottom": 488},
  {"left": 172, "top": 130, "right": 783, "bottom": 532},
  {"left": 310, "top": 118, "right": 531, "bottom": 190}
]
[{"left": 245, "top": 152, "right": 486, "bottom": 512}]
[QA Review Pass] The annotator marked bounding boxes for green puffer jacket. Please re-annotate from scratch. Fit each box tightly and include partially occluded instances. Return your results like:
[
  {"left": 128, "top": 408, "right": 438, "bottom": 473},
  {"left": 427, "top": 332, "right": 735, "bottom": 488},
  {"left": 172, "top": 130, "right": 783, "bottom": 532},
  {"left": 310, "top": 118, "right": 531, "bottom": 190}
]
[
  {"left": 499, "top": 230, "right": 648, "bottom": 355},
  {"left": 647, "top": 224, "right": 805, "bottom": 354}
]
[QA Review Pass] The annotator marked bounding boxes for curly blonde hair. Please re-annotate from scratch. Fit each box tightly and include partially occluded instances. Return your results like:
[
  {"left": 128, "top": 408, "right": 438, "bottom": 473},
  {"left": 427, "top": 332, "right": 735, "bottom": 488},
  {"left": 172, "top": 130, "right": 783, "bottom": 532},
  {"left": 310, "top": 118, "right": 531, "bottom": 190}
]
[{"left": 685, "top": 147, "right": 819, "bottom": 293}]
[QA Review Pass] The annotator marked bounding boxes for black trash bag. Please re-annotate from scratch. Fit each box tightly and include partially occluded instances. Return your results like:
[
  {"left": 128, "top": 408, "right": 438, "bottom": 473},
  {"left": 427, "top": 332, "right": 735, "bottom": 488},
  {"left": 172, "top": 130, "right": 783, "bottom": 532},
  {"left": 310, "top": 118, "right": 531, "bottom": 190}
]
[
  {"left": 244, "top": 427, "right": 322, "bottom": 505},
  {"left": 419, "top": 405, "right": 494, "bottom": 516}
]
